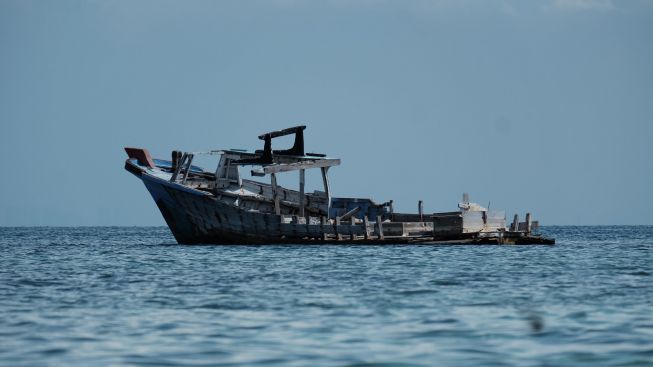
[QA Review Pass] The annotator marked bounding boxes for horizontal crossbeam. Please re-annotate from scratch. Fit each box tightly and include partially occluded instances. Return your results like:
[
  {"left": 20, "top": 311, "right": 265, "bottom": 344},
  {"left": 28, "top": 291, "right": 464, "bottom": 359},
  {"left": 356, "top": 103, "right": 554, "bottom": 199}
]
[{"left": 262, "top": 159, "right": 341, "bottom": 174}]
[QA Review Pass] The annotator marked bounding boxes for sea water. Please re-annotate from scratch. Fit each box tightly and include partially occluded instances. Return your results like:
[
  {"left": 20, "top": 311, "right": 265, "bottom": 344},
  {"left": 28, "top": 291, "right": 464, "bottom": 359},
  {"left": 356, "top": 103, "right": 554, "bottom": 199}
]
[{"left": 0, "top": 226, "right": 651, "bottom": 366}]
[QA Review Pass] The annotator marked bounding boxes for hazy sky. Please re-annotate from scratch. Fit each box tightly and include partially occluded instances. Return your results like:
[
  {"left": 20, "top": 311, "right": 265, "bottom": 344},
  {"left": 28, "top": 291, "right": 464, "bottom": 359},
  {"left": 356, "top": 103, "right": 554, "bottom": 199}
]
[{"left": 1, "top": 0, "right": 652, "bottom": 226}]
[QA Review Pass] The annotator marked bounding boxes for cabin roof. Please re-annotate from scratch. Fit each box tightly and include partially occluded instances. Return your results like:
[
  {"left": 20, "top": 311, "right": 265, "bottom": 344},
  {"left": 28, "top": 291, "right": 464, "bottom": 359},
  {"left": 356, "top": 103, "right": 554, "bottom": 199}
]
[{"left": 216, "top": 126, "right": 341, "bottom": 173}]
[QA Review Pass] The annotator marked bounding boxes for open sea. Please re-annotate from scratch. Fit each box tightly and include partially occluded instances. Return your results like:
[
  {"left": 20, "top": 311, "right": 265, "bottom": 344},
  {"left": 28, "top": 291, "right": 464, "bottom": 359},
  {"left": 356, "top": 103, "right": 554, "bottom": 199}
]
[{"left": 0, "top": 226, "right": 651, "bottom": 367}]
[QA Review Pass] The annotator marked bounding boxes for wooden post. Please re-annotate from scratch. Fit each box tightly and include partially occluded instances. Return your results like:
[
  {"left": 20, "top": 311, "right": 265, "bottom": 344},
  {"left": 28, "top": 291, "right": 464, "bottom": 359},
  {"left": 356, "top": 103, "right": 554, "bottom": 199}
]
[
  {"left": 363, "top": 216, "right": 370, "bottom": 240},
  {"left": 181, "top": 153, "right": 194, "bottom": 184},
  {"left": 299, "top": 169, "right": 305, "bottom": 217},
  {"left": 335, "top": 216, "right": 342, "bottom": 241},
  {"left": 525, "top": 213, "right": 532, "bottom": 233},
  {"left": 321, "top": 216, "right": 328, "bottom": 241},
  {"left": 171, "top": 150, "right": 180, "bottom": 172},
  {"left": 170, "top": 152, "right": 187, "bottom": 182},
  {"left": 511, "top": 214, "right": 519, "bottom": 232},
  {"left": 418, "top": 200, "right": 424, "bottom": 222},
  {"left": 321, "top": 167, "right": 331, "bottom": 218},
  {"left": 376, "top": 215, "right": 384, "bottom": 240},
  {"left": 271, "top": 173, "right": 281, "bottom": 215}
]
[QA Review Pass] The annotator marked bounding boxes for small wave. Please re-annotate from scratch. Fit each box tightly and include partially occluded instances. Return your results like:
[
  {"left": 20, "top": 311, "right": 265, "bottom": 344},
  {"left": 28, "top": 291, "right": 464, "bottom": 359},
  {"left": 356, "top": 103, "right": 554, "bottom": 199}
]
[
  {"left": 450, "top": 348, "right": 503, "bottom": 356},
  {"left": 194, "top": 302, "right": 250, "bottom": 310},
  {"left": 299, "top": 301, "right": 343, "bottom": 309},
  {"left": 394, "top": 289, "right": 438, "bottom": 296},
  {"left": 39, "top": 348, "right": 68, "bottom": 355},
  {"left": 341, "top": 363, "right": 422, "bottom": 367},
  {"left": 422, "top": 318, "right": 459, "bottom": 324},
  {"left": 461, "top": 302, "right": 499, "bottom": 307},
  {"left": 412, "top": 329, "right": 471, "bottom": 338},
  {"left": 628, "top": 271, "right": 650, "bottom": 276},
  {"left": 17, "top": 278, "right": 63, "bottom": 287},
  {"left": 430, "top": 279, "right": 464, "bottom": 286},
  {"left": 156, "top": 323, "right": 178, "bottom": 331},
  {"left": 566, "top": 311, "right": 588, "bottom": 319}
]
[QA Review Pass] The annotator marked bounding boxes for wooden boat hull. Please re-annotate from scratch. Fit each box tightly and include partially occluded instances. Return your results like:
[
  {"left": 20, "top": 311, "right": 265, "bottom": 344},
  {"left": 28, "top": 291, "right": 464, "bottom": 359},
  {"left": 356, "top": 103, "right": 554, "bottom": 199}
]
[{"left": 129, "top": 162, "right": 553, "bottom": 245}]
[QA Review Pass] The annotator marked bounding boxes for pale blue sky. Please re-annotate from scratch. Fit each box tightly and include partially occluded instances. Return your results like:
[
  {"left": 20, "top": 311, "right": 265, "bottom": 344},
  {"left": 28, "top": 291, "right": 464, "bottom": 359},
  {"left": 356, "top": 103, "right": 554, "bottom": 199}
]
[{"left": 1, "top": 0, "right": 652, "bottom": 226}]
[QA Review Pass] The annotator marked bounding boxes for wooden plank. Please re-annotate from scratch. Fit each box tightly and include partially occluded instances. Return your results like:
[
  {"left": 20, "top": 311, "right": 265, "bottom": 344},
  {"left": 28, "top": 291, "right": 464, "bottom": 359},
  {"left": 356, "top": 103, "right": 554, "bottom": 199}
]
[
  {"left": 170, "top": 152, "right": 187, "bottom": 182},
  {"left": 321, "top": 167, "right": 331, "bottom": 217},
  {"left": 363, "top": 216, "right": 370, "bottom": 240},
  {"left": 299, "top": 169, "right": 305, "bottom": 217},
  {"left": 280, "top": 218, "right": 309, "bottom": 239},
  {"left": 393, "top": 213, "right": 423, "bottom": 222},
  {"left": 432, "top": 212, "right": 463, "bottom": 237},
  {"left": 432, "top": 214, "right": 462, "bottom": 228},
  {"left": 340, "top": 206, "right": 360, "bottom": 221},
  {"left": 402, "top": 222, "right": 434, "bottom": 236},
  {"left": 271, "top": 173, "right": 280, "bottom": 215},
  {"left": 263, "top": 159, "right": 341, "bottom": 174},
  {"left": 181, "top": 154, "right": 194, "bottom": 184},
  {"left": 383, "top": 222, "right": 405, "bottom": 237},
  {"left": 333, "top": 224, "right": 365, "bottom": 237}
]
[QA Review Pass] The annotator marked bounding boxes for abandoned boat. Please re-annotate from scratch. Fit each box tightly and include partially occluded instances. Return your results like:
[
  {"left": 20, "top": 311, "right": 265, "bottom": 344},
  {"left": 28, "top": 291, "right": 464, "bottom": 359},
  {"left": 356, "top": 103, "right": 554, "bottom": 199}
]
[{"left": 124, "top": 126, "right": 554, "bottom": 245}]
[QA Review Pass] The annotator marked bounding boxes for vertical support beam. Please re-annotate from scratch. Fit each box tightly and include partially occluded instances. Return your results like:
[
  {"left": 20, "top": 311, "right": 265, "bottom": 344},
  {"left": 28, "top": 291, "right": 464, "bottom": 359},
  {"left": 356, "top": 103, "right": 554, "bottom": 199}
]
[
  {"left": 418, "top": 200, "right": 424, "bottom": 222},
  {"left": 321, "top": 216, "right": 328, "bottom": 241},
  {"left": 181, "top": 153, "right": 194, "bottom": 184},
  {"left": 321, "top": 167, "right": 331, "bottom": 218},
  {"left": 171, "top": 150, "right": 180, "bottom": 172},
  {"left": 376, "top": 215, "right": 385, "bottom": 240},
  {"left": 363, "top": 216, "right": 370, "bottom": 240},
  {"left": 525, "top": 213, "right": 532, "bottom": 233},
  {"left": 299, "top": 169, "right": 305, "bottom": 217},
  {"left": 335, "top": 216, "right": 342, "bottom": 241},
  {"left": 271, "top": 173, "right": 280, "bottom": 215},
  {"left": 171, "top": 153, "right": 187, "bottom": 182},
  {"left": 511, "top": 214, "right": 519, "bottom": 232}
]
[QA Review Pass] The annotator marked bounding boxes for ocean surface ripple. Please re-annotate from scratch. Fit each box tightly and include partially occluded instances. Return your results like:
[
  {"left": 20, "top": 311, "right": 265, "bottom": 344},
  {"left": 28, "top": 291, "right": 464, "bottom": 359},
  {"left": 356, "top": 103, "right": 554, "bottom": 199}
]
[{"left": 0, "top": 226, "right": 651, "bottom": 366}]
